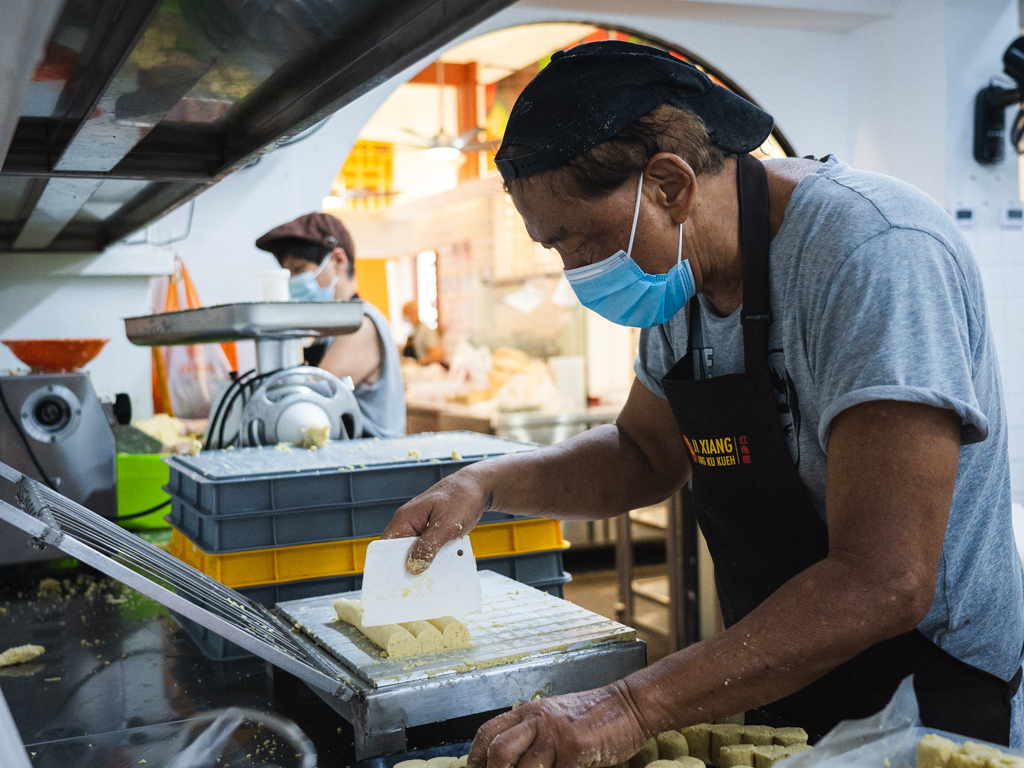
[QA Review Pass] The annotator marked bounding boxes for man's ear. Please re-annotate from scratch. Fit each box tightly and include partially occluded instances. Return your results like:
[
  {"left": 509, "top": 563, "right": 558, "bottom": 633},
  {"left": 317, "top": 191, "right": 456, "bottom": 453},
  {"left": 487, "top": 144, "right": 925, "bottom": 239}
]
[
  {"left": 332, "top": 247, "right": 350, "bottom": 271},
  {"left": 646, "top": 153, "right": 697, "bottom": 224}
]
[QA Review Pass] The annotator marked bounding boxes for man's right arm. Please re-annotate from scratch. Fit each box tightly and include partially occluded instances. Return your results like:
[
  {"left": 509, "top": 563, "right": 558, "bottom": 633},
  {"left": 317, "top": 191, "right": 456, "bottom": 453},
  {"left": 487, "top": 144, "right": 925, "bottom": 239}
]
[{"left": 382, "top": 378, "right": 691, "bottom": 571}]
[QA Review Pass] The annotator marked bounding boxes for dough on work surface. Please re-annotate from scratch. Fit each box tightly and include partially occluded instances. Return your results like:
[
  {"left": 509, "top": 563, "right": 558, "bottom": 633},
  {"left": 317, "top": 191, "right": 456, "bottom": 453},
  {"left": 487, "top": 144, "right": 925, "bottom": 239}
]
[
  {"left": 710, "top": 725, "right": 744, "bottom": 765},
  {"left": 681, "top": 725, "right": 714, "bottom": 764},
  {"left": 0, "top": 644, "right": 45, "bottom": 668},
  {"left": 675, "top": 758, "right": 708, "bottom": 768},
  {"left": 299, "top": 425, "right": 330, "bottom": 449},
  {"left": 990, "top": 757, "right": 1024, "bottom": 768},
  {"left": 918, "top": 737, "right": 961, "bottom": 768},
  {"left": 657, "top": 731, "right": 690, "bottom": 760},
  {"left": 741, "top": 727, "right": 775, "bottom": 747},
  {"left": 949, "top": 754, "right": 990, "bottom": 768},
  {"left": 961, "top": 744, "right": 1006, "bottom": 761},
  {"left": 401, "top": 621, "right": 444, "bottom": 654},
  {"left": 426, "top": 757, "right": 461, "bottom": 768},
  {"left": 331, "top": 598, "right": 419, "bottom": 658},
  {"left": 772, "top": 729, "right": 807, "bottom": 748},
  {"left": 428, "top": 616, "right": 472, "bottom": 650},
  {"left": 719, "top": 744, "right": 757, "bottom": 768},
  {"left": 630, "top": 737, "right": 660, "bottom": 768},
  {"left": 649, "top": 761, "right": 691, "bottom": 768},
  {"left": 394, "top": 761, "right": 428, "bottom": 768},
  {"left": 752, "top": 745, "right": 790, "bottom": 768},
  {"left": 456, "top": 756, "right": 469, "bottom": 768}
]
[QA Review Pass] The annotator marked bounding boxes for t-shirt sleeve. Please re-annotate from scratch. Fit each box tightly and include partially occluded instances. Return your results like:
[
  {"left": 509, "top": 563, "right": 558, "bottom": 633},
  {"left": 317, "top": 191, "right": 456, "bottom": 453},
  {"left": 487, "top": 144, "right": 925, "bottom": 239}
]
[
  {"left": 814, "top": 227, "right": 987, "bottom": 451},
  {"left": 634, "top": 310, "right": 690, "bottom": 399}
]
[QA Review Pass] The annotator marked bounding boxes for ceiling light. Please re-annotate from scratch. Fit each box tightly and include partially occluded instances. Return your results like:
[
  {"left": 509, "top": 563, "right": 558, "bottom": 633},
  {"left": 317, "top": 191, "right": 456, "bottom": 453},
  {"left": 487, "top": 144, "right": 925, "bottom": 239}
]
[
  {"left": 322, "top": 195, "right": 343, "bottom": 209},
  {"left": 424, "top": 145, "right": 461, "bottom": 162}
]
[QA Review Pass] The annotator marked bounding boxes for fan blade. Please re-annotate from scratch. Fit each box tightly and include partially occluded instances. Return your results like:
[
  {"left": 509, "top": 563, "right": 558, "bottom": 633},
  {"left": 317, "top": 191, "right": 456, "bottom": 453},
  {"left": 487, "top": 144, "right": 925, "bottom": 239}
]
[{"left": 461, "top": 139, "right": 501, "bottom": 153}]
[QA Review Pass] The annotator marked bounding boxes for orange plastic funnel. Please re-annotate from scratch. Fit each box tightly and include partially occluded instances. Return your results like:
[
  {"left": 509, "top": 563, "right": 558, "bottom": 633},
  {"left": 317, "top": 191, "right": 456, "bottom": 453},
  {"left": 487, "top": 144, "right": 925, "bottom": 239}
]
[{"left": 3, "top": 338, "right": 111, "bottom": 373}]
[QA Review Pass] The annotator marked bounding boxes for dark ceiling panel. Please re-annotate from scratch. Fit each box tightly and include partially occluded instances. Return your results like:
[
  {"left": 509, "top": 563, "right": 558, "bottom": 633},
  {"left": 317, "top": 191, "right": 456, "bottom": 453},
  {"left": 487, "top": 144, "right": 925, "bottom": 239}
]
[{"left": 0, "top": 0, "right": 518, "bottom": 252}]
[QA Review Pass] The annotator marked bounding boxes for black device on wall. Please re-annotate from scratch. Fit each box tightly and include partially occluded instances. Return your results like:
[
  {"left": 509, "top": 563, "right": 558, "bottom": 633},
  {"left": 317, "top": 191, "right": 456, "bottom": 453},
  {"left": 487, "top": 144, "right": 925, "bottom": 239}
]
[{"left": 974, "top": 36, "right": 1024, "bottom": 164}]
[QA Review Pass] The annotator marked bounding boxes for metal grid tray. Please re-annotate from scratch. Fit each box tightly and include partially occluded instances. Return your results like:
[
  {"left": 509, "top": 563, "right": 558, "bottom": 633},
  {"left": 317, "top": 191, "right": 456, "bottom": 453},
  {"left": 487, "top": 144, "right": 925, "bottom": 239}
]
[
  {"left": 124, "top": 301, "right": 366, "bottom": 344},
  {"left": 278, "top": 571, "right": 635, "bottom": 689}
]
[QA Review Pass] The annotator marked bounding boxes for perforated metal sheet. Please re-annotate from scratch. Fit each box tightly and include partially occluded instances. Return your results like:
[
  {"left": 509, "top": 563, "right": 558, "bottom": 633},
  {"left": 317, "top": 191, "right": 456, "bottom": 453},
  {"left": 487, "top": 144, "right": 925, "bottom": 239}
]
[
  {"left": 170, "top": 432, "right": 536, "bottom": 481},
  {"left": 278, "top": 571, "right": 637, "bottom": 689}
]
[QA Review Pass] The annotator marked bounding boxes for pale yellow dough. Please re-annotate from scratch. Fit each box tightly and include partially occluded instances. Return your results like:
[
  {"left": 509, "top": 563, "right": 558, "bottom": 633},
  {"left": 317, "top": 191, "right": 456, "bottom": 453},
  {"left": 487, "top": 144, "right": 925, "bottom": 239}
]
[
  {"left": 752, "top": 745, "right": 790, "bottom": 768},
  {"left": 629, "top": 738, "right": 659, "bottom": 768},
  {"left": 657, "top": 731, "right": 689, "bottom": 761},
  {"left": 427, "top": 758, "right": 461, "bottom": 768},
  {"left": 394, "top": 761, "right": 428, "bottom": 768},
  {"left": 720, "top": 744, "right": 757, "bottom": 768},
  {"left": 681, "top": 724, "right": 714, "bottom": 764},
  {"left": 332, "top": 598, "right": 419, "bottom": 658},
  {"left": 773, "top": 729, "right": 808, "bottom": 748},
  {"left": 402, "top": 621, "right": 445, "bottom": 654},
  {"left": 710, "top": 725, "right": 743, "bottom": 766},
  {"left": 428, "top": 616, "right": 472, "bottom": 650},
  {"left": 675, "top": 759, "right": 707, "bottom": 768},
  {"left": 741, "top": 727, "right": 775, "bottom": 747},
  {"left": 0, "top": 644, "right": 45, "bottom": 668}
]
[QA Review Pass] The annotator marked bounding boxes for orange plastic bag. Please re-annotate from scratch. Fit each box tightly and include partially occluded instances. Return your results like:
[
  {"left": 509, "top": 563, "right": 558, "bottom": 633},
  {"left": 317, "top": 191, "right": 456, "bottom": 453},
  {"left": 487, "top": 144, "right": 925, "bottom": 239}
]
[{"left": 152, "top": 258, "right": 238, "bottom": 418}]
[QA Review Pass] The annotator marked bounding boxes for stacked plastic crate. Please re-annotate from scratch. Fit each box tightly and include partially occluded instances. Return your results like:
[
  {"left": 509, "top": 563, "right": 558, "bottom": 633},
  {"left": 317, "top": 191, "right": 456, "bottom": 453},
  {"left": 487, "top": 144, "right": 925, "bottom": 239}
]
[{"left": 163, "top": 432, "right": 571, "bottom": 659}]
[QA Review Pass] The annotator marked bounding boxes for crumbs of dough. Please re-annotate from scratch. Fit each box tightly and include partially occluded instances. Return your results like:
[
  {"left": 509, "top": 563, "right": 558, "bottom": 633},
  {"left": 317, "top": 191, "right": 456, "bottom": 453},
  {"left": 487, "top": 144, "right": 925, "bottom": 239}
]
[
  {"left": 452, "top": 450, "right": 462, "bottom": 461},
  {"left": 274, "top": 442, "right": 292, "bottom": 453},
  {"left": 188, "top": 439, "right": 202, "bottom": 457}
]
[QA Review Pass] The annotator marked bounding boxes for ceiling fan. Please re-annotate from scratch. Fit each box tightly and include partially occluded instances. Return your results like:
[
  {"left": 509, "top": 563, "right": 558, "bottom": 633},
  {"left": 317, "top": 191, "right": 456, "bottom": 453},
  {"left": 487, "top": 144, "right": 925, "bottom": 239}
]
[{"left": 399, "top": 59, "right": 500, "bottom": 161}]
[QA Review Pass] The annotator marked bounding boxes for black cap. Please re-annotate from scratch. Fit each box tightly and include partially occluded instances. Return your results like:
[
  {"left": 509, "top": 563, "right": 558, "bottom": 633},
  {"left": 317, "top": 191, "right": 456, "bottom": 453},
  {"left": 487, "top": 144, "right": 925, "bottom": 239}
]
[{"left": 495, "top": 41, "right": 775, "bottom": 181}]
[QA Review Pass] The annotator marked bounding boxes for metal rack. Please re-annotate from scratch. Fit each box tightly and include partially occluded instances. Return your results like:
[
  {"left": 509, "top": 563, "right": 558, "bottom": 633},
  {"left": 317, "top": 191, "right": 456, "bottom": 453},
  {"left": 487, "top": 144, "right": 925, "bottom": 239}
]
[{"left": 615, "top": 485, "right": 714, "bottom": 651}]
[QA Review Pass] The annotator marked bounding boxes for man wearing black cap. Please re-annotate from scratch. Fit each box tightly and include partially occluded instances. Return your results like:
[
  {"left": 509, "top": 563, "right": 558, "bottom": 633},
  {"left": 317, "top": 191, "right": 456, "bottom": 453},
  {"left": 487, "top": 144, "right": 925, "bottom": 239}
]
[
  {"left": 256, "top": 212, "right": 406, "bottom": 437},
  {"left": 383, "top": 41, "right": 1024, "bottom": 758}
]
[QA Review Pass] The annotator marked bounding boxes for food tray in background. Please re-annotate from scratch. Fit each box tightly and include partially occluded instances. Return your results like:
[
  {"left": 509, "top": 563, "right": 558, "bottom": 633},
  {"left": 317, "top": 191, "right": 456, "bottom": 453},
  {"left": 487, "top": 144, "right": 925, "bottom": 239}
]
[
  {"left": 165, "top": 432, "right": 538, "bottom": 517},
  {"left": 175, "top": 569, "right": 572, "bottom": 660},
  {"left": 166, "top": 495, "right": 522, "bottom": 552},
  {"left": 167, "top": 518, "right": 568, "bottom": 588}
]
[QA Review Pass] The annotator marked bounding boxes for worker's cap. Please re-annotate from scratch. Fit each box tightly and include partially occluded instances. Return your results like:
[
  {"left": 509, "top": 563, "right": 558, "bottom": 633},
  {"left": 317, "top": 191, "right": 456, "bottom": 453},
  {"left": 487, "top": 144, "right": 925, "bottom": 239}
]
[
  {"left": 255, "top": 212, "right": 355, "bottom": 259},
  {"left": 495, "top": 41, "right": 775, "bottom": 182}
]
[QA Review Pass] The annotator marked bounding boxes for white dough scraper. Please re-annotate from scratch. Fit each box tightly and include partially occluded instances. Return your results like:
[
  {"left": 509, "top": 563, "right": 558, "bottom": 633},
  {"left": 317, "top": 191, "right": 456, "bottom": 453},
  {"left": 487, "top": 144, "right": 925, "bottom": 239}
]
[{"left": 360, "top": 536, "right": 482, "bottom": 627}]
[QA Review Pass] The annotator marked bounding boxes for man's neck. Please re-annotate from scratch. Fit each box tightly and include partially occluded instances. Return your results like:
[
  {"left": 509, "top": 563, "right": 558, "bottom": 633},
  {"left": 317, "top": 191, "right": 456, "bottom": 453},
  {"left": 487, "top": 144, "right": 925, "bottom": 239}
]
[{"left": 690, "top": 157, "right": 819, "bottom": 316}]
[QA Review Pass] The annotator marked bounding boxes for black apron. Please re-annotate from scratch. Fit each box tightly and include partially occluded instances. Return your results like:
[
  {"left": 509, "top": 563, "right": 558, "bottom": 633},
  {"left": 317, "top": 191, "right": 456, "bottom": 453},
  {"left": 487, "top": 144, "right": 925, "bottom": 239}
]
[{"left": 660, "top": 153, "right": 1021, "bottom": 743}]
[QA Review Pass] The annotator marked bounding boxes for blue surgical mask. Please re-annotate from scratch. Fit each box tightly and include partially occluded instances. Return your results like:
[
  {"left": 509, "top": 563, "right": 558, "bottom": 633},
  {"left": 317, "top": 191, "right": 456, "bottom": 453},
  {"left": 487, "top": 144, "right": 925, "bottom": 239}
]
[
  {"left": 288, "top": 255, "right": 339, "bottom": 302},
  {"left": 564, "top": 174, "right": 696, "bottom": 328}
]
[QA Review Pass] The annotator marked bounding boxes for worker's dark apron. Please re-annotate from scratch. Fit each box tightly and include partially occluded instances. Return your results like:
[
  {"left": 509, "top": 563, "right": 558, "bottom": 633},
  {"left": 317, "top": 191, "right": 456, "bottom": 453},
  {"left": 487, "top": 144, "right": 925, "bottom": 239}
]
[{"left": 660, "top": 153, "right": 1022, "bottom": 743}]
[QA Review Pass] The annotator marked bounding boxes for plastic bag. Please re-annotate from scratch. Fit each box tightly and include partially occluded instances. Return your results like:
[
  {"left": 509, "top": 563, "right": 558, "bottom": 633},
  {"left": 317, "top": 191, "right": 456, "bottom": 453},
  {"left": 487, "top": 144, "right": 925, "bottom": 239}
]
[
  {"left": 780, "top": 676, "right": 1024, "bottom": 768},
  {"left": 152, "top": 257, "right": 238, "bottom": 419}
]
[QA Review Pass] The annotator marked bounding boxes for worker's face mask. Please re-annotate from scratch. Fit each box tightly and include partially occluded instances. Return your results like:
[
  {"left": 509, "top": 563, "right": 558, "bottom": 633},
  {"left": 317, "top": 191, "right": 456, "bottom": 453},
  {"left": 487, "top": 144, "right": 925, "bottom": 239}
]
[
  {"left": 288, "top": 254, "right": 339, "bottom": 302},
  {"left": 564, "top": 174, "right": 695, "bottom": 328}
]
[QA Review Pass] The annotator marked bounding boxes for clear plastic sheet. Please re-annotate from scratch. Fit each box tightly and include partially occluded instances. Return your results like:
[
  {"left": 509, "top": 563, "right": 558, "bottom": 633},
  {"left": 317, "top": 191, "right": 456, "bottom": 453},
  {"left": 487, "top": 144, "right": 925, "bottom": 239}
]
[{"left": 779, "top": 677, "right": 1024, "bottom": 768}]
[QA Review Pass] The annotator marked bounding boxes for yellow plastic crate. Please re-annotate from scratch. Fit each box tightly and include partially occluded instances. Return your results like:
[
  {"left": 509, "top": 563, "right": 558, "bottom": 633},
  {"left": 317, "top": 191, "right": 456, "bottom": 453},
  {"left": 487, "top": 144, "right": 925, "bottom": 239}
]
[{"left": 169, "top": 518, "right": 567, "bottom": 589}]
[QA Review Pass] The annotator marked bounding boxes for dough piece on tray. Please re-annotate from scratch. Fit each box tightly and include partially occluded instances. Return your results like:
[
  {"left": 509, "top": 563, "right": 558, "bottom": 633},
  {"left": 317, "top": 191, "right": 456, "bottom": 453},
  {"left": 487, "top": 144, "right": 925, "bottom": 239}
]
[
  {"left": 402, "top": 621, "right": 445, "bottom": 654},
  {"left": 332, "top": 598, "right": 420, "bottom": 658},
  {"left": 720, "top": 744, "right": 757, "bottom": 768},
  {"left": 629, "top": 738, "right": 660, "bottom": 768},
  {"left": 429, "top": 616, "right": 472, "bottom": 650},
  {"left": 741, "top": 727, "right": 775, "bottom": 747},
  {"left": 681, "top": 725, "right": 713, "bottom": 764},
  {"left": 918, "top": 737, "right": 959, "bottom": 768},
  {"left": 657, "top": 731, "right": 690, "bottom": 760},
  {"left": 675, "top": 758, "right": 707, "bottom": 768},
  {"left": 710, "top": 725, "right": 743, "bottom": 766},
  {"left": 427, "top": 757, "right": 461, "bottom": 768},
  {"left": 0, "top": 644, "right": 45, "bottom": 668},
  {"left": 394, "top": 761, "right": 428, "bottom": 768},
  {"left": 772, "top": 729, "right": 807, "bottom": 748},
  {"left": 752, "top": 745, "right": 789, "bottom": 768}
]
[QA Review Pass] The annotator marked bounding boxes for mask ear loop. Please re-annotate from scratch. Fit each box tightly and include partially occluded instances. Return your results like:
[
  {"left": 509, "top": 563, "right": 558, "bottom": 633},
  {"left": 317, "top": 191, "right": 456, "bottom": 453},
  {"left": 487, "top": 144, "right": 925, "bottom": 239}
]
[
  {"left": 625, "top": 174, "right": 645, "bottom": 257},
  {"left": 677, "top": 223, "right": 683, "bottom": 268}
]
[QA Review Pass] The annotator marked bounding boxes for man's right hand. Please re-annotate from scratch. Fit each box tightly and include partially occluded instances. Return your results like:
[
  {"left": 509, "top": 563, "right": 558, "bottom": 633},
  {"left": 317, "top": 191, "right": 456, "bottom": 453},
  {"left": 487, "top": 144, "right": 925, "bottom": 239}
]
[{"left": 381, "top": 466, "right": 492, "bottom": 574}]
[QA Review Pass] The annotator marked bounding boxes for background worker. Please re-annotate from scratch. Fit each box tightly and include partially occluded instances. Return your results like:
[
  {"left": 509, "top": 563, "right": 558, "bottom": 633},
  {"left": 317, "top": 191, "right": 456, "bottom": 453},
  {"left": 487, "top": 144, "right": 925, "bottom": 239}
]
[{"left": 256, "top": 212, "right": 406, "bottom": 437}]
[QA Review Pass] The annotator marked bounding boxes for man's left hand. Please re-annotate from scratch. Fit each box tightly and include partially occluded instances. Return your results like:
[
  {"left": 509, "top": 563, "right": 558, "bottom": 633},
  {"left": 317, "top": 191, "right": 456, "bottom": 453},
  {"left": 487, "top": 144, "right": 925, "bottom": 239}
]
[{"left": 468, "top": 683, "right": 646, "bottom": 768}]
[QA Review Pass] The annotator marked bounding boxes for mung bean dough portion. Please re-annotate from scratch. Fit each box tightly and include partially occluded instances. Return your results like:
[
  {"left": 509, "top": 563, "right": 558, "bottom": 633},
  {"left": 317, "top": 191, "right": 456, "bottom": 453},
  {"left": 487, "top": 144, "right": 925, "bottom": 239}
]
[
  {"left": 428, "top": 616, "right": 472, "bottom": 650},
  {"left": 719, "top": 744, "right": 757, "bottom": 768},
  {"left": 630, "top": 738, "right": 660, "bottom": 768},
  {"left": 331, "top": 598, "right": 420, "bottom": 658},
  {"left": 681, "top": 725, "right": 714, "bottom": 765},
  {"left": 0, "top": 644, "right": 45, "bottom": 668},
  {"left": 657, "top": 731, "right": 690, "bottom": 761},
  {"left": 772, "top": 728, "right": 808, "bottom": 748}
]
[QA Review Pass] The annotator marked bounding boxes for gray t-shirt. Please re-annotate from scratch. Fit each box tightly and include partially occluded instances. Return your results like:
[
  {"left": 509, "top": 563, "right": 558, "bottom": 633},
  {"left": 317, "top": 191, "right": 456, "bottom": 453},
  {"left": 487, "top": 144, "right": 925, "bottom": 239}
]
[{"left": 636, "top": 157, "right": 1024, "bottom": 728}]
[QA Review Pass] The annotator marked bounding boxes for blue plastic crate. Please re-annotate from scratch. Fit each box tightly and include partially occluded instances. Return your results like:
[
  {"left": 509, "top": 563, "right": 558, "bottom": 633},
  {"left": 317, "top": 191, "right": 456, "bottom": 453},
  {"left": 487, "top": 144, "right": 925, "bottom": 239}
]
[
  {"left": 166, "top": 495, "right": 524, "bottom": 553},
  {"left": 165, "top": 432, "right": 538, "bottom": 517}
]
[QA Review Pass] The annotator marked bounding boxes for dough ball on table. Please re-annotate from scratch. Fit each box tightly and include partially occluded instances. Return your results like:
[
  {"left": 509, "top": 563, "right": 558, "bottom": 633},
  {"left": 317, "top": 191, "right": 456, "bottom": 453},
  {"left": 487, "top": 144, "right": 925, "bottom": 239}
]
[
  {"left": 427, "top": 757, "right": 462, "bottom": 768},
  {"left": 680, "top": 725, "right": 713, "bottom": 765},
  {"left": 629, "top": 738, "right": 660, "bottom": 768},
  {"left": 741, "top": 727, "right": 775, "bottom": 747},
  {"left": 719, "top": 744, "right": 756, "bottom": 768},
  {"left": 0, "top": 644, "right": 45, "bottom": 668},
  {"left": 401, "top": 621, "right": 445, "bottom": 654},
  {"left": 752, "top": 746, "right": 790, "bottom": 768},
  {"left": 394, "top": 761, "right": 428, "bottom": 768},
  {"left": 657, "top": 731, "right": 689, "bottom": 760},
  {"left": 710, "top": 725, "right": 743, "bottom": 766},
  {"left": 772, "top": 729, "right": 807, "bottom": 748},
  {"left": 428, "top": 616, "right": 472, "bottom": 650},
  {"left": 675, "top": 759, "right": 707, "bottom": 768}
]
